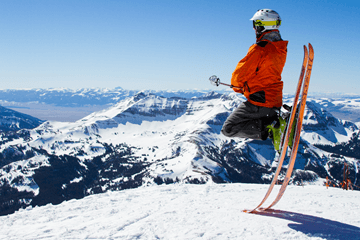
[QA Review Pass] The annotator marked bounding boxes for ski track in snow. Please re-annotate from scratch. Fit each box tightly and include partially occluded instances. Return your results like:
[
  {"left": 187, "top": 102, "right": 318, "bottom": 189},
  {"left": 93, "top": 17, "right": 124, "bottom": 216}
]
[{"left": 1, "top": 183, "right": 360, "bottom": 240}]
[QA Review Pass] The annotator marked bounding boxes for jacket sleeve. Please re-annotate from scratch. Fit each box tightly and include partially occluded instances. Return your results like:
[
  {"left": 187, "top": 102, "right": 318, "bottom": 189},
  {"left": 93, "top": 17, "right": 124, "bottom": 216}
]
[{"left": 231, "top": 45, "right": 263, "bottom": 94}]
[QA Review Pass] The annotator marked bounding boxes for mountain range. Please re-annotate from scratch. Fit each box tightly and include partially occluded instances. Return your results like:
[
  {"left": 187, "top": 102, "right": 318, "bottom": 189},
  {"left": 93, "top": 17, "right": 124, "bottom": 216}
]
[
  {"left": 0, "top": 90, "right": 359, "bottom": 216},
  {"left": 0, "top": 87, "right": 209, "bottom": 107},
  {"left": 1, "top": 87, "right": 360, "bottom": 122}
]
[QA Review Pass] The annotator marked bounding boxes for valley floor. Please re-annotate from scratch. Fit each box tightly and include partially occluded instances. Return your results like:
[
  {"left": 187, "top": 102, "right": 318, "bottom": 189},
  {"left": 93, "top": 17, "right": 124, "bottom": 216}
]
[{"left": 1, "top": 183, "right": 360, "bottom": 240}]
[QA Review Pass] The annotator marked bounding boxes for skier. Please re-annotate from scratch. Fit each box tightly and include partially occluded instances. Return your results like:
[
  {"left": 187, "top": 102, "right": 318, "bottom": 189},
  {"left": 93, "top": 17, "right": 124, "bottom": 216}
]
[{"left": 221, "top": 9, "right": 288, "bottom": 151}]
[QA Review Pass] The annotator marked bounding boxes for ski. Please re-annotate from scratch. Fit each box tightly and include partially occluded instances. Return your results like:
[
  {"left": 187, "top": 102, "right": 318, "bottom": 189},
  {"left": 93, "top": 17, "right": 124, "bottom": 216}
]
[
  {"left": 261, "top": 43, "right": 314, "bottom": 211},
  {"left": 243, "top": 43, "right": 311, "bottom": 213}
]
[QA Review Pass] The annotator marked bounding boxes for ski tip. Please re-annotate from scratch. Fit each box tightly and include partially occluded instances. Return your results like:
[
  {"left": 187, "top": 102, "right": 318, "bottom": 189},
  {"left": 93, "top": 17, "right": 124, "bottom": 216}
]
[
  {"left": 243, "top": 209, "right": 259, "bottom": 214},
  {"left": 242, "top": 209, "right": 261, "bottom": 214},
  {"left": 242, "top": 209, "right": 255, "bottom": 213},
  {"left": 308, "top": 43, "right": 313, "bottom": 51}
]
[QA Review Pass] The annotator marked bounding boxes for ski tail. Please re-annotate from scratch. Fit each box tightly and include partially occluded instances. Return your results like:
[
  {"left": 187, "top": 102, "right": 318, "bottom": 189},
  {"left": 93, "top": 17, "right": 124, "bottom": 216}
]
[
  {"left": 263, "top": 43, "right": 314, "bottom": 211},
  {"left": 244, "top": 44, "right": 309, "bottom": 213}
]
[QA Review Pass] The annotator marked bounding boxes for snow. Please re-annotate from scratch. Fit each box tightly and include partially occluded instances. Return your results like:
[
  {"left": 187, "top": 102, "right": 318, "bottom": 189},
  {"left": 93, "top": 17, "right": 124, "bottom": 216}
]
[
  {"left": 1, "top": 183, "right": 360, "bottom": 240},
  {"left": 0, "top": 155, "right": 49, "bottom": 196},
  {"left": 1, "top": 92, "right": 360, "bottom": 239}
]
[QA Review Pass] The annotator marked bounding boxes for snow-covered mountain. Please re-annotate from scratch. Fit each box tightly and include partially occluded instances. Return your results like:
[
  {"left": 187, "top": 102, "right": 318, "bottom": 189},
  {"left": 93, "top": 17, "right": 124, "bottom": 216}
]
[
  {"left": 0, "top": 88, "right": 215, "bottom": 122},
  {"left": 308, "top": 95, "right": 360, "bottom": 122},
  {"left": 0, "top": 91, "right": 359, "bottom": 216},
  {"left": 0, "top": 106, "right": 43, "bottom": 131}
]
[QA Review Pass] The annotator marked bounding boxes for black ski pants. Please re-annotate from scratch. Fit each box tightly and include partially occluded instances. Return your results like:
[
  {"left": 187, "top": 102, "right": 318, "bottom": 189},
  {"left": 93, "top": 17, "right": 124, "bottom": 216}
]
[{"left": 221, "top": 101, "right": 278, "bottom": 140}]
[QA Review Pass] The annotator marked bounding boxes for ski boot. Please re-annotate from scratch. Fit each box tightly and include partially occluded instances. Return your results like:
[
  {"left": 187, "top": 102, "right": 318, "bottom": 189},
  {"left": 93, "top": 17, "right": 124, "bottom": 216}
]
[
  {"left": 266, "top": 116, "right": 287, "bottom": 153},
  {"left": 283, "top": 104, "right": 298, "bottom": 149},
  {"left": 287, "top": 117, "right": 297, "bottom": 149}
]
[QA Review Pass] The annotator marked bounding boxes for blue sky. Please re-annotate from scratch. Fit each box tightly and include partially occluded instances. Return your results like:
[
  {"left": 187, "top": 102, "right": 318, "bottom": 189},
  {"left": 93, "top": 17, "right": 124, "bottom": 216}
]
[{"left": 1, "top": 0, "right": 360, "bottom": 94}]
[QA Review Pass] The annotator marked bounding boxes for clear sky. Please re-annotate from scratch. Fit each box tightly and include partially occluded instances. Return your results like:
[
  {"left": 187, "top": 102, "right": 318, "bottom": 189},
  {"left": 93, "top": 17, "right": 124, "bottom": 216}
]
[{"left": 1, "top": 0, "right": 360, "bottom": 94}]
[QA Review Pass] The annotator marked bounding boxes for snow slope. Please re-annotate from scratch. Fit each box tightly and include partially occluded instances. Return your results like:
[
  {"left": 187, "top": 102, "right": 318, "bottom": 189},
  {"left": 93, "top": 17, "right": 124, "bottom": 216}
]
[{"left": 1, "top": 183, "right": 359, "bottom": 240}]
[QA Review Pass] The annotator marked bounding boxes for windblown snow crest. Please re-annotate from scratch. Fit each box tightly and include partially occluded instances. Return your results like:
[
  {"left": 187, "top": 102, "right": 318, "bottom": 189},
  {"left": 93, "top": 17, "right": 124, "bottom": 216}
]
[{"left": 0, "top": 92, "right": 359, "bottom": 216}]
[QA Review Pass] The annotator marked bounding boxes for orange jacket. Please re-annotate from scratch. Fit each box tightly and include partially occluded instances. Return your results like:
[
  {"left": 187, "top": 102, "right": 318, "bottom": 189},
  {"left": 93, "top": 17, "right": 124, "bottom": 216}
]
[{"left": 231, "top": 34, "right": 288, "bottom": 108}]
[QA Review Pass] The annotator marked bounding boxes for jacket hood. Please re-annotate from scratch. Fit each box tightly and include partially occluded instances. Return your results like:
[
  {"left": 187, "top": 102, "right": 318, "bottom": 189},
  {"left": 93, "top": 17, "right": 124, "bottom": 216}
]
[{"left": 257, "top": 30, "right": 283, "bottom": 42}]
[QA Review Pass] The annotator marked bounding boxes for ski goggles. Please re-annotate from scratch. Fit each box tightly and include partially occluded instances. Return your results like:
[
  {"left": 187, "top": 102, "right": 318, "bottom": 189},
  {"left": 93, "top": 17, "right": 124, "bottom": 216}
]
[{"left": 253, "top": 20, "right": 281, "bottom": 28}]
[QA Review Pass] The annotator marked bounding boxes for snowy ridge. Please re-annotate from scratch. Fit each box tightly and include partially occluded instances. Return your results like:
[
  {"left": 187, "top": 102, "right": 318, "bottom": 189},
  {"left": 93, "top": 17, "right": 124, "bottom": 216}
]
[
  {"left": 0, "top": 106, "right": 43, "bottom": 131},
  {"left": 0, "top": 91, "right": 359, "bottom": 216},
  {"left": 82, "top": 92, "right": 189, "bottom": 126},
  {"left": 308, "top": 96, "right": 360, "bottom": 122},
  {"left": 301, "top": 101, "right": 358, "bottom": 145}
]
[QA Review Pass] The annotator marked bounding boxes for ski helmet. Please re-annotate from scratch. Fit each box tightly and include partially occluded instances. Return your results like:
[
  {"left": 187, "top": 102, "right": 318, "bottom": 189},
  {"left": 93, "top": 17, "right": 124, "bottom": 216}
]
[{"left": 250, "top": 9, "right": 281, "bottom": 34}]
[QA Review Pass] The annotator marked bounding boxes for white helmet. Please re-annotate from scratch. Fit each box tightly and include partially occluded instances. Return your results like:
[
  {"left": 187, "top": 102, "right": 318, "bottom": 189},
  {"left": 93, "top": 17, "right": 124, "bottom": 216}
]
[{"left": 250, "top": 9, "right": 281, "bottom": 34}]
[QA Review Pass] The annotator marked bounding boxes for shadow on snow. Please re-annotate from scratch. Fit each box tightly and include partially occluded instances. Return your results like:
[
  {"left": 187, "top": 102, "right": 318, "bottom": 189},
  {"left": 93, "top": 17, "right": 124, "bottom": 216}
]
[{"left": 253, "top": 209, "right": 360, "bottom": 240}]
